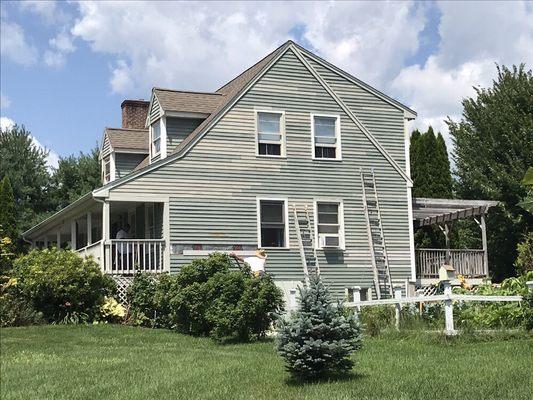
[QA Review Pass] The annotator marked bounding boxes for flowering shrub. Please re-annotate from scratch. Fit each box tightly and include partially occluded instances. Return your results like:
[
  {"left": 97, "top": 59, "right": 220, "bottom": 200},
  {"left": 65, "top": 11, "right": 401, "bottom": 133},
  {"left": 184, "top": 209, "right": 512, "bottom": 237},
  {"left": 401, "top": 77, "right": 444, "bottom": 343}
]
[
  {"left": 99, "top": 297, "right": 126, "bottom": 323},
  {"left": 9, "top": 248, "right": 116, "bottom": 323}
]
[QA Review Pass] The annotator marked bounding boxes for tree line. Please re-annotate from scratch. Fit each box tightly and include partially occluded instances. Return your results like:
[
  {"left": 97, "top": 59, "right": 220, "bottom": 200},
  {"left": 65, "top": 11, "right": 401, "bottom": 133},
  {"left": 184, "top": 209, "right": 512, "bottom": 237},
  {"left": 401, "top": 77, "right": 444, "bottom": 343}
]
[
  {"left": 1, "top": 64, "right": 532, "bottom": 280},
  {"left": 0, "top": 126, "right": 101, "bottom": 251}
]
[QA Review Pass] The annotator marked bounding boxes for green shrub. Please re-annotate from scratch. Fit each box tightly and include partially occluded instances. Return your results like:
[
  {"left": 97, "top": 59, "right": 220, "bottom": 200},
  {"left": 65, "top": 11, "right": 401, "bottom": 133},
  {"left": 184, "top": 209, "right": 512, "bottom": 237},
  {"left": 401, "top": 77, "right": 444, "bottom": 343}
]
[
  {"left": 11, "top": 248, "right": 116, "bottom": 322},
  {"left": 515, "top": 233, "right": 533, "bottom": 274},
  {"left": 0, "top": 292, "right": 44, "bottom": 327},
  {"left": 276, "top": 276, "right": 363, "bottom": 380},
  {"left": 126, "top": 273, "right": 159, "bottom": 326},
  {"left": 454, "top": 271, "right": 533, "bottom": 330},
  {"left": 127, "top": 253, "right": 284, "bottom": 341},
  {"left": 359, "top": 305, "right": 395, "bottom": 336}
]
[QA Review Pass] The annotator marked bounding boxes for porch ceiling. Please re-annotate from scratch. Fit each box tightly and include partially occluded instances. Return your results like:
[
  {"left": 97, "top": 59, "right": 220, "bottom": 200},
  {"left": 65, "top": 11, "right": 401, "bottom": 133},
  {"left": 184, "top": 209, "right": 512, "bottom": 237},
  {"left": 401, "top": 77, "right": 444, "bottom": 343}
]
[{"left": 412, "top": 198, "right": 499, "bottom": 228}]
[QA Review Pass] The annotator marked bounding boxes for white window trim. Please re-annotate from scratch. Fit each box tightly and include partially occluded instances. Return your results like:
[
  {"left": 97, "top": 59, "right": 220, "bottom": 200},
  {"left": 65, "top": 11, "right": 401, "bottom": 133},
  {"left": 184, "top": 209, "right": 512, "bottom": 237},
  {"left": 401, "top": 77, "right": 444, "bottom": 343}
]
[
  {"left": 256, "top": 197, "right": 290, "bottom": 249},
  {"left": 310, "top": 113, "right": 342, "bottom": 161},
  {"left": 254, "top": 109, "right": 286, "bottom": 158},
  {"left": 150, "top": 117, "right": 167, "bottom": 162},
  {"left": 313, "top": 198, "right": 345, "bottom": 250},
  {"left": 102, "top": 153, "right": 116, "bottom": 184}
]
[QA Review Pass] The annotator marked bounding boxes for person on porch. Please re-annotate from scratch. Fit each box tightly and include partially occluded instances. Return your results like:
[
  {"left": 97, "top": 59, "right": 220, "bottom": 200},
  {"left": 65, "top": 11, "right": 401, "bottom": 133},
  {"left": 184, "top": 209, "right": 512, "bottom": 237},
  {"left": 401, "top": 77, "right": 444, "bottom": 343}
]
[
  {"left": 230, "top": 249, "right": 267, "bottom": 277},
  {"left": 116, "top": 224, "right": 131, "bottom": 269}
]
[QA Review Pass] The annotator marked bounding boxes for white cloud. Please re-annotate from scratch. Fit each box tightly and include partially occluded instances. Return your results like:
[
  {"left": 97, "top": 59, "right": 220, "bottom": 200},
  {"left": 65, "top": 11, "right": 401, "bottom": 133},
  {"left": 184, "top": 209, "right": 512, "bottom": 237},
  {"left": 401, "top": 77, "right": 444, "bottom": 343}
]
[
  {"left": 70, "top": 1, "right": 424, "bottom": 95},
  {"left": 18, "top": 0, "right": 69, "bottom": 25},
  {"left": 0, "top": 93, "right": 10, "bottom": 109},
  {"left": 0, "top": 116, "right": 15, "bottom": 131},
  {"left": 0, "top": 18, "right": 38, "bottom": 65},
  {"left": 1, "top": 116, "right": 59, "bottom": 169},
  {"left": 391, "top": 0, "right": 533, "bottom": 154},
  {"left": 43, "top": 30, "right": 76, "bottom": 68}
]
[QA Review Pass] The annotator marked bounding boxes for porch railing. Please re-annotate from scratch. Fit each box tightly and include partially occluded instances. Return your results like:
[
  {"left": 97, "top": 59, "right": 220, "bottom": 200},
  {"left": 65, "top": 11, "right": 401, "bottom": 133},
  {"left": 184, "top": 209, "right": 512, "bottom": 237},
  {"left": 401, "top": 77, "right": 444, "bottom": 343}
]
[
  {"left": 108, "top": 239, "right": 165, "bottom": 274},
  {"left": 416, "top": 248, "right": 486, "bottom": 279}
]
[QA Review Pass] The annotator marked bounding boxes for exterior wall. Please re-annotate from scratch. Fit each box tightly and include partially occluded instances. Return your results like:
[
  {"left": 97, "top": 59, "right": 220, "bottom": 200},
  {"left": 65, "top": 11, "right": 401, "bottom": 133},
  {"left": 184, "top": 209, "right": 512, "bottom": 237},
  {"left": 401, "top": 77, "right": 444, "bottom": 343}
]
[
  {"left": 166, "top": 117, "right": 204, "bottom": 152},
  {"left": 115, "top": 153, "right": 147, "bottom": 178},
  {"left": 109, "top": 49, "right": 412, "bottom": 297},
  {"left": 148, "top": 96, "right": 162, "bottom": 126}
]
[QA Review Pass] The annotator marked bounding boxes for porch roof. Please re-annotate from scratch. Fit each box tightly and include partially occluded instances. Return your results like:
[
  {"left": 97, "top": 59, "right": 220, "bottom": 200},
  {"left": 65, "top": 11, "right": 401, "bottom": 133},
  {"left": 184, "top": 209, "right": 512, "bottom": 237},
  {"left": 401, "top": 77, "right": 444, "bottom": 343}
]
[
  {"left": 22, "top": 193, "right": 97, "bottom": 240},
  {"left": 412, "top": 198, "right": 499, "bottom": 228}
]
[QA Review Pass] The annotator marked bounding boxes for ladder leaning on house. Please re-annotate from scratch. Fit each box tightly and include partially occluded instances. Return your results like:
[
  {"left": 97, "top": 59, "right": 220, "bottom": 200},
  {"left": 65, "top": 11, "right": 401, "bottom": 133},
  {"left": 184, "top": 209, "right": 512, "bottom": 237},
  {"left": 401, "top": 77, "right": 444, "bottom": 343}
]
[
  {"left": 361, "top": 169, "right": 393, "bottom": 299},
  {"left": 293, "top": 204, "right": 320, "bottom": 286}
]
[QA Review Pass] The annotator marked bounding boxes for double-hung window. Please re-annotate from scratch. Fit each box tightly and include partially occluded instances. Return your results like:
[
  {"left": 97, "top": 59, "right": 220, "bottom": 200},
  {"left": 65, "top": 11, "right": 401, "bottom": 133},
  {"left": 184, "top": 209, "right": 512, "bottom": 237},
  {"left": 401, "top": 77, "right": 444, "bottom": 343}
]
[
  {"left": 256, "top": 111, "right": 284, "bottom": 157},
  {"left": 315, "top": 201, "right": 343, "bottom": 248},
  {"left": 103, "top": 156, "right": 111, "bottom": 183},
  {"left": 258, "top": 199, "right": 288, "bottom": 247},
  {"left": 151, "top": 120, "right": 161, "bottom": 156},
  {"left": 312, "top": 114, "right": 341, "bottom": 159}
]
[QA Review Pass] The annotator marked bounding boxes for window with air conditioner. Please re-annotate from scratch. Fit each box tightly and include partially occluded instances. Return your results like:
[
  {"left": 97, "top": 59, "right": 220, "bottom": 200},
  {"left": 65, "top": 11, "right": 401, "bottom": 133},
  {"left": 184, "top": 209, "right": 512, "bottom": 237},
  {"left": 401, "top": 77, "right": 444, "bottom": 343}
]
[
  {"left": 258, "top": 199, "right": 288, "bottom": 247},
  {"left": 311, "top": 114, "right": 341, "bottom": 160},
  {"left": 315, "top": 201, "right": 344, "bottom": 249},
  {"left": 256, "top": 111, "right": 285, "bottom": 157}
]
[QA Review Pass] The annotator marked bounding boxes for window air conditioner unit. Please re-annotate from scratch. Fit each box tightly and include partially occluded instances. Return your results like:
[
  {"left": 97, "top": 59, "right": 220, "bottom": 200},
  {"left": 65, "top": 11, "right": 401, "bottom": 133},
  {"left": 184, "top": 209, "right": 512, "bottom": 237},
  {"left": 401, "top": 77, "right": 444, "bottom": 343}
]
[{"left": 319, "top": 234, "right": 340, "bottom": 248}]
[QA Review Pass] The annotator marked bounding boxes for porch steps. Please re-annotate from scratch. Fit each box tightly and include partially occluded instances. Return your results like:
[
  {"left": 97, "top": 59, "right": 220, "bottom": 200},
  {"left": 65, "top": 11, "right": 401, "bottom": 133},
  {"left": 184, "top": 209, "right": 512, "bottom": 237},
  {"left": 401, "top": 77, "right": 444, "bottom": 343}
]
[
  {"left": 361, "top": 168, "right": 393, "bottom": 299},
  {"left": 293, "top": 204, "right": 320, "bottom": 285}
]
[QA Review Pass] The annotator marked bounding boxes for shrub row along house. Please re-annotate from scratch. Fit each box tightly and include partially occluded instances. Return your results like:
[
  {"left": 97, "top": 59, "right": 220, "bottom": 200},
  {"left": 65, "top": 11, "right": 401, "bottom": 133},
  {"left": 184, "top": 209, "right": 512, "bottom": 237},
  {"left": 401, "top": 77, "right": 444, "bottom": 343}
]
[{"left": 22, "top": 41, "right": 497, "bottom": 303}]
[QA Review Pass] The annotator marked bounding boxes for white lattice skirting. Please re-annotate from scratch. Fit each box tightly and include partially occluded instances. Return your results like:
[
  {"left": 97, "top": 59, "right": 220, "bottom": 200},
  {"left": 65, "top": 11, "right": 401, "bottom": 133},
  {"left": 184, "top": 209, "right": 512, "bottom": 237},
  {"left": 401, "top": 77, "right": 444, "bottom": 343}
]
[{"left": 110, "top": 275, "right": 134, "bottom": 304}]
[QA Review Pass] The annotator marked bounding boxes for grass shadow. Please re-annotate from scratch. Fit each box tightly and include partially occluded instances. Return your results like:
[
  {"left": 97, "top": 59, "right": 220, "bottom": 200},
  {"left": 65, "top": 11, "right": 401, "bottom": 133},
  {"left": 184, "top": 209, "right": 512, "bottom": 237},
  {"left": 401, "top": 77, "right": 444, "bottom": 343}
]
[{"left": 284, "top": 371, "right": 365, "bottom": 387}]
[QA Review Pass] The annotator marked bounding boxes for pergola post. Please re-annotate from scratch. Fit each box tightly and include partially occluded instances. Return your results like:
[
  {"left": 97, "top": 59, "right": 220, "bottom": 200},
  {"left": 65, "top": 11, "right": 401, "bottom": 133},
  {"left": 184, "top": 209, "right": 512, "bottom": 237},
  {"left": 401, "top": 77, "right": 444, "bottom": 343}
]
[
  {"left": 438, "top": 223, "right": 451, "bottom": 264},
  {"left": 480, "top": 213, "right": 488, "bottom": 277}
]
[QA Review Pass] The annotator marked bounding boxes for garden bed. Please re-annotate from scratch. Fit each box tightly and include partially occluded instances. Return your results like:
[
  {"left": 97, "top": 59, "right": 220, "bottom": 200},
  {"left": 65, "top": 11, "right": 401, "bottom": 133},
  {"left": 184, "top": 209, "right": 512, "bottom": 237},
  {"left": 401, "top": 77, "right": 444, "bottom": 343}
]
[{"left": 1, "top": 325, "right": 532, "bottom": 400}]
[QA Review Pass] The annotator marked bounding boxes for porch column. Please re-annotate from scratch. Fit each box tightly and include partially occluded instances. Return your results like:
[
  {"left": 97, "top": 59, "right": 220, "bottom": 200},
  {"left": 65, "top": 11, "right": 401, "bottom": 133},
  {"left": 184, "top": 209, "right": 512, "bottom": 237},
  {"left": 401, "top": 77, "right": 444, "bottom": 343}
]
[
  {"left": 102, "top": 201, "right": 110, "bottom": 273},
  {"left": 480, "top": 213, "right": 488, "bottom": 276},
  {"left": 56, "top": 230, "right": 61, "bottom": 248},
  {"left": 87, "top": 212, "right": 92, "bottom": 245},
  {"left": 70, "top": 220, "right": 77, "bottom": 250}
]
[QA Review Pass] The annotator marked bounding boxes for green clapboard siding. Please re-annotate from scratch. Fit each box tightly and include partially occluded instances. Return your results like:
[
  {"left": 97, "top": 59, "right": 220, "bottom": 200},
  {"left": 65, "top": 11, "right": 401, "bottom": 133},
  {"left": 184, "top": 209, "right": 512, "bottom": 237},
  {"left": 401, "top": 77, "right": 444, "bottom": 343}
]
[
  {"left": 166, "top": 117, "right": 204, "bottom": 153},
  {"left": 115, "top": 153, "right": 148, "bottom": 178},
  {"left": 109, "top": 48, "right": 413, "bottom": 298}
]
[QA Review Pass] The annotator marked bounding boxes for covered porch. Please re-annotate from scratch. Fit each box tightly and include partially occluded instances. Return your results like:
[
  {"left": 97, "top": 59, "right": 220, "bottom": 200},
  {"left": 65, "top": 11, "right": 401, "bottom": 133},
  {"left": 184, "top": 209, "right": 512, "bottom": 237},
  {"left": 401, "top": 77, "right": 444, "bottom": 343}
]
[
  {"left": 412, "top": 198, "right": 499, "bottom": 283},
  {"left": 23, "top": 194, "right": 169, "bottom": 275}
]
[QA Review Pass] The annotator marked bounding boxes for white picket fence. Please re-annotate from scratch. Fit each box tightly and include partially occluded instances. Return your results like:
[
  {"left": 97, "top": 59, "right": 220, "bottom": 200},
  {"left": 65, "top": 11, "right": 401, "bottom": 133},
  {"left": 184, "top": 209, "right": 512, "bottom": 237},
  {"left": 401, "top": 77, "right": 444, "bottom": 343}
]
[{"left": 345, "top": 281, "right": 527, "bottom": 335}]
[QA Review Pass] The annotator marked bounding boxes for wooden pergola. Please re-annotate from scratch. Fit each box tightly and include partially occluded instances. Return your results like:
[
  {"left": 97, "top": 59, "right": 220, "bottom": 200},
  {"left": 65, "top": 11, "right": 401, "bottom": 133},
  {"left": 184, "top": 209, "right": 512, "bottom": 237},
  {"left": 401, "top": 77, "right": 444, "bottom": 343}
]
[{"left": 412, "top": 198, "right": 499, "bottom": 279}]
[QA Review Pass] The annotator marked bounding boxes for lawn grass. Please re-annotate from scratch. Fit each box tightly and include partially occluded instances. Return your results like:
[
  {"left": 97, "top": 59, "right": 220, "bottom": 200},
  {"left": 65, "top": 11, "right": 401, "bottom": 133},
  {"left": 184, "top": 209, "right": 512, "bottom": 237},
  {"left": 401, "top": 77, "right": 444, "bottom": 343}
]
[{"left": 1, "top": 325, "right": 532, "bottom": 400}]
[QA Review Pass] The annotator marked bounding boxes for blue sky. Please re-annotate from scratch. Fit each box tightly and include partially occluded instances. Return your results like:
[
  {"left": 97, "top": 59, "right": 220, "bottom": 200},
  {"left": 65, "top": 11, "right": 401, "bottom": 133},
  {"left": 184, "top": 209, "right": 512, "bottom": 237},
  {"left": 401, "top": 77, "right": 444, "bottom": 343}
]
[{"left": 1, "top": 1, "right": 532, "bottom": 167}]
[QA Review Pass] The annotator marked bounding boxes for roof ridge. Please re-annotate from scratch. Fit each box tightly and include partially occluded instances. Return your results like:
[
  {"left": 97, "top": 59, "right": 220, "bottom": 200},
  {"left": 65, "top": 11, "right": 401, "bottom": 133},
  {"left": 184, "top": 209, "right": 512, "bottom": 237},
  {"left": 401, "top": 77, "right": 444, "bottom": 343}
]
[
  {"left": 106, "top": 127, "right": 148, "bottom": 132},
  {"left": 153, "top": 87, "right": 223, "bottom": 96},
  {"left": 216, "top": 40, "right": 291, "bottom": 94}
]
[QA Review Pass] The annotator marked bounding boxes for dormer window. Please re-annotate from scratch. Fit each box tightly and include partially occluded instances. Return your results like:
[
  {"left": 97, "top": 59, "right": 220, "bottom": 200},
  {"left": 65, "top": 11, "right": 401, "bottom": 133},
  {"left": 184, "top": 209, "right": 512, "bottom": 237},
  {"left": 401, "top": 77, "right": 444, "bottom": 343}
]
[
  {"left": 151, "top": 120, "right": 161, "bottom": 155},
  {"left": 256, "top": 110, "right": 285, "bottom": 157},
  {"left": 103, "top": 156, "right": 111, "bottom": 183},
  {"left": 311, "top": 114, "right": 341, "bottom": 160}
]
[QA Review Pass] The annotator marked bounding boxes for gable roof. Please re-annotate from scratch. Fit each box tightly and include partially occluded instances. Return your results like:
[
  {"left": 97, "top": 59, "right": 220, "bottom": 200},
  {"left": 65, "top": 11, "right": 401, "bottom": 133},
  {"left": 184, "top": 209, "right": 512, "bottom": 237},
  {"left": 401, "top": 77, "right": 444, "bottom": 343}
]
[
  {"left": 153, "top": 88, "right": 224, "bottom": 115},
  {"left": 94, "top": 40, "right": 415, "bottom": 196},
  {"left": 105, "top": 128, "right": 149, "bottom": 152}
]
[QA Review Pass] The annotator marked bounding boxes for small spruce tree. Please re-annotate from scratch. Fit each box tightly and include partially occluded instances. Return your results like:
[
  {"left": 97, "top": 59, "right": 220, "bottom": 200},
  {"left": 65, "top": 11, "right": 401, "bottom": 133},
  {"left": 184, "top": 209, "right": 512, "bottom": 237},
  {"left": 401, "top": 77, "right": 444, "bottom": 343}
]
[{"left": 276, "top": 276, "right": 362, "bottom": 380}]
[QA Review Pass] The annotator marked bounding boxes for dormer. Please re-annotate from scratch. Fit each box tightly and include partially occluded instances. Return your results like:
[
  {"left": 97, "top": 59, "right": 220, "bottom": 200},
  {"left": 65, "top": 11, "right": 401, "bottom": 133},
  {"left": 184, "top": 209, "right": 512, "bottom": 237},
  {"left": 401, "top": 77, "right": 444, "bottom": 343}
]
[
  {"left": 100, "top": 100, "right": 150, "bottom": 184},
  {"left": 145, "top": 88, "right": 224, "bottom": 163}
]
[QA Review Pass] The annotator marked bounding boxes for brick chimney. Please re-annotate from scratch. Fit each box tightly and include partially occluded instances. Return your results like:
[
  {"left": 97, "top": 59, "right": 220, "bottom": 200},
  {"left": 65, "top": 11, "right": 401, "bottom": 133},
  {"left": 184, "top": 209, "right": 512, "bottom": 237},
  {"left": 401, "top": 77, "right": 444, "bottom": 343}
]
[{"left": 121, "top": 100, "right": 150, "bottom": 129}]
